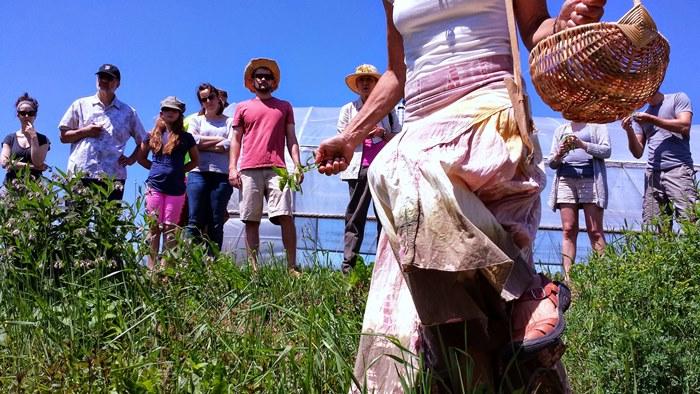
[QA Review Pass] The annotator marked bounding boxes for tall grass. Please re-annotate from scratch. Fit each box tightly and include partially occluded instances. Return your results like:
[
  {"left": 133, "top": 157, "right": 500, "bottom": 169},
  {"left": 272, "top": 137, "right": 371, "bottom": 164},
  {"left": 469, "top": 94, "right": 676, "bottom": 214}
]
[
  {"left": 6, "top": 172, "right": 699, "bottom": 393},
  {"left": 0, "top": 173, "right": 367, "bottom": 392}
]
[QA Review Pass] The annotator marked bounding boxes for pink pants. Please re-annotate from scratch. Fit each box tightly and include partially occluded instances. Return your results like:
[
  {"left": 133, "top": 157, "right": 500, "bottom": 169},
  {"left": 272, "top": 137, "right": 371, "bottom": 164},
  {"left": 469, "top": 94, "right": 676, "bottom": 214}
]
[{"left": 145, "top": 188, "right": 186, "bottom": 225}]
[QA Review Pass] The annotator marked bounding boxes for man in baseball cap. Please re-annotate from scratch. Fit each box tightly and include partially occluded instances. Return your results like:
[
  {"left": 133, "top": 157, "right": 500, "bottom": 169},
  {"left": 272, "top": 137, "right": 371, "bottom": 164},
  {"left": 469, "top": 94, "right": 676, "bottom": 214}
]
[
  {"left": 59, "top": 63, "right": 146, "bottom": 201},
  {"left": 96, "top": 63, "right": 121, "bottom": 81}
]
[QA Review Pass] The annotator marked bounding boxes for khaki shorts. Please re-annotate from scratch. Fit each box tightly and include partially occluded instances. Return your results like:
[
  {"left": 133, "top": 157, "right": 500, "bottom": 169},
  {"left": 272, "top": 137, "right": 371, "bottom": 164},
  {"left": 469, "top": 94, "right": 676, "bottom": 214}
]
[
  {"left": 555, "top": 176, "right": 599, "bottom": 206},
  {"left": 239, "top": 168, "right": 292, "bottom": 224},
  {"left": 643, "top": 165, "right": 698, "bottom": 224}
]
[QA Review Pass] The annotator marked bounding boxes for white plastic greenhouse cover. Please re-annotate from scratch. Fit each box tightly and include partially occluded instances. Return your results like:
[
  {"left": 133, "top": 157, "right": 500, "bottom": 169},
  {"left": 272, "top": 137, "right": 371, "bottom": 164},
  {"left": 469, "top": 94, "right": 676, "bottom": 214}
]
[{"left": 223, "top": 107, "right": 700, "bottom": 270}]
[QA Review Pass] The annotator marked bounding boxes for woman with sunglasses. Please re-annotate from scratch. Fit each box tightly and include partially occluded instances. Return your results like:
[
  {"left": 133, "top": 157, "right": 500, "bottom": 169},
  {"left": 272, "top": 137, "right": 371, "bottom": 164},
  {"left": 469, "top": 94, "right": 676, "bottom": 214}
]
[
  {"left": 184, "top": 83, "right": 234, "bottom": 253},
  {"left": 1, "top": 93, "right": 50, "bottom": 187}
]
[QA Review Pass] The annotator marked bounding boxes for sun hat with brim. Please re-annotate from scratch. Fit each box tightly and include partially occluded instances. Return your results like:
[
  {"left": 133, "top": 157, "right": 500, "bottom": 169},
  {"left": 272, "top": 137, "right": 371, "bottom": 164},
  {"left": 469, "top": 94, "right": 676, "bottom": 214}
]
[
  {"left": 160, "top": 96, "right": 186, "bottom": 113},
  {"left": 244, "top": 58, "right": 281, "bottom": 92},
  {"left": 345, "top": 64, "right": 381, "bottom": 94}
]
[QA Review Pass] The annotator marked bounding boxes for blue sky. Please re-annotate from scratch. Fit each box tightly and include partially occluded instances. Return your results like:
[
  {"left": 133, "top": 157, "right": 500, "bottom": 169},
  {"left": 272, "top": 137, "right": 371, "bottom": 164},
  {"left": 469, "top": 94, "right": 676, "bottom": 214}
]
[{"left": 1, "top": 0, "right": 698, "bottom": 203}]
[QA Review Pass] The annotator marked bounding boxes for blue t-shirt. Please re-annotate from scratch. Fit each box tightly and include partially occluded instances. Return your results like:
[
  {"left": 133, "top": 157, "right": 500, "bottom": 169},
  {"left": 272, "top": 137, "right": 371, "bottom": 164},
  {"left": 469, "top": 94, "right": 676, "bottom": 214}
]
[
  {"left": 633, "top": 92, "right": 694, "bottom": 170},
  {"left": 146, "top": 131, "right": 196, "bottom": 195}
]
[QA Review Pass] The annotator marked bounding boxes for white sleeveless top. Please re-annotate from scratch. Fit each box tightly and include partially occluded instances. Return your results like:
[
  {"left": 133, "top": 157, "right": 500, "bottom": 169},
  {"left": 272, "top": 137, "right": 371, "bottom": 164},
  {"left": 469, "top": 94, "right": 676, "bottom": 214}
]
[{"left": 392, "top": 0, "right": 511, "bottom": 88}]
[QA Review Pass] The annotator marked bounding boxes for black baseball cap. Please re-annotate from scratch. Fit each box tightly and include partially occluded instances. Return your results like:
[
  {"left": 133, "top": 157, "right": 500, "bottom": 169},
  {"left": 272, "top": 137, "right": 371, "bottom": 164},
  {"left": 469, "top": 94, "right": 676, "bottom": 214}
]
[{"left": 96, "top": 64, "right": 121, "bottom": 80}]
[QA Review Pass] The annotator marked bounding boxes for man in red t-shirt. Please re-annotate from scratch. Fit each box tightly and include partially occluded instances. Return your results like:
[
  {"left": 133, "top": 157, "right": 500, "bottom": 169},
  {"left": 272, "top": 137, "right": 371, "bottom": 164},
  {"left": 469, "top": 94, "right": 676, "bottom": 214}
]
[{"left": 229, "top": 58, "right": 303, "bottom": 275}]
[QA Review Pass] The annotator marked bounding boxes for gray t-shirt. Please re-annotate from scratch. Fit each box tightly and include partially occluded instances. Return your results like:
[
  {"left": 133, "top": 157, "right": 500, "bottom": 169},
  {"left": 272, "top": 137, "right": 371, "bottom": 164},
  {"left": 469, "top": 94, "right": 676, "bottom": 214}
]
[{"left": 633, "top": 92, "right": 693, "bottom": 170}]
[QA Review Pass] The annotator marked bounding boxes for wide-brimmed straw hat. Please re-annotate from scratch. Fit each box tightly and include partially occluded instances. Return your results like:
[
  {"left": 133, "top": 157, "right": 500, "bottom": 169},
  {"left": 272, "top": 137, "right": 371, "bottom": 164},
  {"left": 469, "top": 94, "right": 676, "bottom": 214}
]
[
  {"left": 244, "top": 58, "right": 281, "bottom": 92},
  {"left": 345, "top": 64, "right": 381, "bottom": 94}
]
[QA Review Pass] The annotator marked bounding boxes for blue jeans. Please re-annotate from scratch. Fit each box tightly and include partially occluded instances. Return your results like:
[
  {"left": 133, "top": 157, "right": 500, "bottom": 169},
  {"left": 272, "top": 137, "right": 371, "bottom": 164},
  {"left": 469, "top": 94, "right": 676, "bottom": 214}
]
[{"left": 185, "top": 171, "right": 233, "bottom": 251}]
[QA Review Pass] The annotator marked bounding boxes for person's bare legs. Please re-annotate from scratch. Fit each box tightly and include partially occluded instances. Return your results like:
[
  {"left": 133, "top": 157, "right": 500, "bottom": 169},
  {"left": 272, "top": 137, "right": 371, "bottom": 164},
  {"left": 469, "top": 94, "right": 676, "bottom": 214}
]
[
  {"left": 244, "top": 221, "right": 260, "bottom": 271},
  {"left": 582, "top": 203, "right": 606, "bottom": 256},
  {"left": 148, "top": 223, "right": 161, "bottom": 271},
  {"left": 559, "top": 203, "right": 579, "bottom": 283},
  {"left": 276, "top": 215, "right": 299, "bottom": 274},
  {"left": 160, "top": 223, "right": 178, "bottom": 269}
]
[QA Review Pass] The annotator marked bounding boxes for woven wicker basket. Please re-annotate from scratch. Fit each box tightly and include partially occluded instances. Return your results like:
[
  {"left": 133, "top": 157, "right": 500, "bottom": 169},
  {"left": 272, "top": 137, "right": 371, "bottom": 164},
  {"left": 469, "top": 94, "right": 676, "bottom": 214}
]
[{"left": 529, "top": 0, "right": 670, "bottom": 123}]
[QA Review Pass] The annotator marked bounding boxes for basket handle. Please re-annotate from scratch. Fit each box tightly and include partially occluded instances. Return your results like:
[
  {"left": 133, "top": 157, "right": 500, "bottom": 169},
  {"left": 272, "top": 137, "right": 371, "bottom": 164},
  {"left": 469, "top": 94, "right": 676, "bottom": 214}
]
[{"left": 618, "top": 0, "right": 659, "bottom": 48}]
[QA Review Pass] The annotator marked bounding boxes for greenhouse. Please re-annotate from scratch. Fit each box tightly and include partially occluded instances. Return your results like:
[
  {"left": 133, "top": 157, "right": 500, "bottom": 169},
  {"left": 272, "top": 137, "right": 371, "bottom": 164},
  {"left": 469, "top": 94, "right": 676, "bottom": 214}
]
[{"left": 223, "top": 106, "right": 700, "bottom": 273}]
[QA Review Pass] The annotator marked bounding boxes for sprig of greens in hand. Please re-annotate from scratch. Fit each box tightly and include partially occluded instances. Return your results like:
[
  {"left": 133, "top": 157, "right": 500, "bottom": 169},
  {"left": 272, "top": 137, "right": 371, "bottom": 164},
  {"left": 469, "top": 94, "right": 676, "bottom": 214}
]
[
  {"left": 560, "top": 134, "right": 577, "bottom": 155},
  {"left": 272, "top": 156, "right": 319, "bottom": 193}
]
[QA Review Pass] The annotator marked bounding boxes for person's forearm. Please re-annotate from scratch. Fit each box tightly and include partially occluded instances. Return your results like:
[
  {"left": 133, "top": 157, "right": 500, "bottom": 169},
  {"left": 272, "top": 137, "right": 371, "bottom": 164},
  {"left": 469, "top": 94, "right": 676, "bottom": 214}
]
[
  {"left": 183, "top": 161, "right": 198, "bottom": 172},
  {"left": 137, "top": 143, "right": 151, "bottom": 169},
  {"left": 289, "top": 143, "right": 301, "bottom": 167},
  {"left": 140, "top": 160, "right": 152, "bottom": 169},
  {"left": 625, "top": 129, "right": 644, "bottom": 159},
  {"left": 584, "top": 142, "right": 611, "bottom": 159},
  {"left": 60, "top": 127, "right": 92, "bottom": 143},
  {"left": 29, "top": 136, "right": 45, "bottom": 167},
  {"left": 548, "top": 155, "right": 562, "bottom": 169},
  {"left": 229, "top": 141, "right": 241, "bottom": 171},
  {"left": 198, "top": 136, "right": 226, "bottom": 151},
  {"left": 649, "top": 116, "right": 691, "bottom": 137},
  {"left": 127, "top": 145, "right": 140, "bottom": 161}
]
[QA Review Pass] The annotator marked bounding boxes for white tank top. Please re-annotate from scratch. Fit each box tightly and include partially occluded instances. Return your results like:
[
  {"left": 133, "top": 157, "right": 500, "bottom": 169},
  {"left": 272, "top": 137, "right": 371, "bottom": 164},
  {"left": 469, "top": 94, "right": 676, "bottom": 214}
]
[{"left": 392, "top": 0, "right": 511, "bottom": 85}]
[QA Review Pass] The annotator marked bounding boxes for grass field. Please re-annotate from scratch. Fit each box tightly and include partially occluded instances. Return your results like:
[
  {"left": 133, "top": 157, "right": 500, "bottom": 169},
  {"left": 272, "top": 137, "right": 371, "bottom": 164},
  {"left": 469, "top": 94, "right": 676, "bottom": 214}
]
[{"left": 2, "top": 174, "right": 700, "bottom": 393}]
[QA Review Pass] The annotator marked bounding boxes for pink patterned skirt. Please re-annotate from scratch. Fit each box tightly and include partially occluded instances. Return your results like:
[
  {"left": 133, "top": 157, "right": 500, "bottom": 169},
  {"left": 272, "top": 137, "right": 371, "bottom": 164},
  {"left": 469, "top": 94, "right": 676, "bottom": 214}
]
[{"left": 351, "top": 81, "right": 546, "bottom": 392}]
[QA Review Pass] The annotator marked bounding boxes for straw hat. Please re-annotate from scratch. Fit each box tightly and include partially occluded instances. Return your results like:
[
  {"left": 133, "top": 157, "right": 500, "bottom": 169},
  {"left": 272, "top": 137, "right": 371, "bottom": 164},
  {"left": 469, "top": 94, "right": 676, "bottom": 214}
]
[
  {"left": 345, "top": 64, "right": 381, "bottom": 94},
  {"left": 244, "top": 58, "right": 281, "bottom": 92}
]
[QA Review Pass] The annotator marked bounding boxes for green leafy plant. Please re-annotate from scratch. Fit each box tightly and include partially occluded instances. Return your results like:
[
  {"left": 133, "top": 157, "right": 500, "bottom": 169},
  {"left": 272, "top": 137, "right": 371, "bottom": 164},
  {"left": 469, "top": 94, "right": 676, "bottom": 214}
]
[
  {"left": 565, "top": 209, "right": 700, "bottom": 393},
  {"left": 559, "top": 134, "right": 577, "bottom": 155},
  {"left": 272, "top": 156, "right": 319, "bottom": 193}
]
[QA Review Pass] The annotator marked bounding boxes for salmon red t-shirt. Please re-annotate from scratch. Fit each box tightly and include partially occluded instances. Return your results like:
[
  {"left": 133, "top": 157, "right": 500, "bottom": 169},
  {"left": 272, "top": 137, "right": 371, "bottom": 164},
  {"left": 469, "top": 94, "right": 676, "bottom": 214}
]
[{"left": 233, "top": 97, "right": 295, "bottom": 170}]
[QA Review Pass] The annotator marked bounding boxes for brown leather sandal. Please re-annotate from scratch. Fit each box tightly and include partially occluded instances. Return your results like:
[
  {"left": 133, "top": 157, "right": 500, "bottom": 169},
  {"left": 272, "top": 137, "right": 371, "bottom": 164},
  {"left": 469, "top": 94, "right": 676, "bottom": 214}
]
[{"left": 507, "top": 274, "right": 572, "bottom": 355}]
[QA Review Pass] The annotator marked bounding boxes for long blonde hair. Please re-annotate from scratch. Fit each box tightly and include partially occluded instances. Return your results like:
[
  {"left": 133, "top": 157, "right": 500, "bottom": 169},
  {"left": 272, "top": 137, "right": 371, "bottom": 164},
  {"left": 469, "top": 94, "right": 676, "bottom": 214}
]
[{"left": 149, "top": 114, "right": 185, "bottom": 155}]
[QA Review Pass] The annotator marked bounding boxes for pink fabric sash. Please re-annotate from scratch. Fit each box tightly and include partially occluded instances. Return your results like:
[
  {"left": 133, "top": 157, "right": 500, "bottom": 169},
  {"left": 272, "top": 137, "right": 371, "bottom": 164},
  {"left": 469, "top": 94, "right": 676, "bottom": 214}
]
[{"left": 404, "top": 54, "right": 513, "bottom": 122}]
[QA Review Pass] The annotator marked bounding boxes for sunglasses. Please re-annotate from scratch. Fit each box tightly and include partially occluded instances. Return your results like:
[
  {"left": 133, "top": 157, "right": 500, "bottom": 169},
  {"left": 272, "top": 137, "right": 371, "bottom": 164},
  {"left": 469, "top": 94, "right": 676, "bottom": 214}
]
[
  {"left": 17, "top": 110, "right": 37, "bottom": 117},
  {"left": 199, "top": 93, "right": 217, "bottom": 103},
  {"left": 253, "top": 73, "right": 275, "bottom": 81},
  {"left": 97, "top": 73, "right": 116, "bottom": 82}
]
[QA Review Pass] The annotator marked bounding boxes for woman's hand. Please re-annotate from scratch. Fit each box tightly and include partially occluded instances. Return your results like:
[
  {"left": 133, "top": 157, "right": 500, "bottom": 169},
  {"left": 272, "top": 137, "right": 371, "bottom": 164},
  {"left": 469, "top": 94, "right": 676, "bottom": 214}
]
[
  {"left": 571, "top": 135, "right": 588, "bottom": 150},
  {"left": 558, "top": 0, "right": 606, "bottom": 29},
  {"left": 557, "top": 134, "right": 578, "bottom": 157},
  {"left": 315, "top": 134, "right": 355, "bottom": 175},
  {"left": 21, "top": 122, "right": 38, "bottom": 140},
  {"left": 368, "top": 126, "right": 386, "bottom": 139}
]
